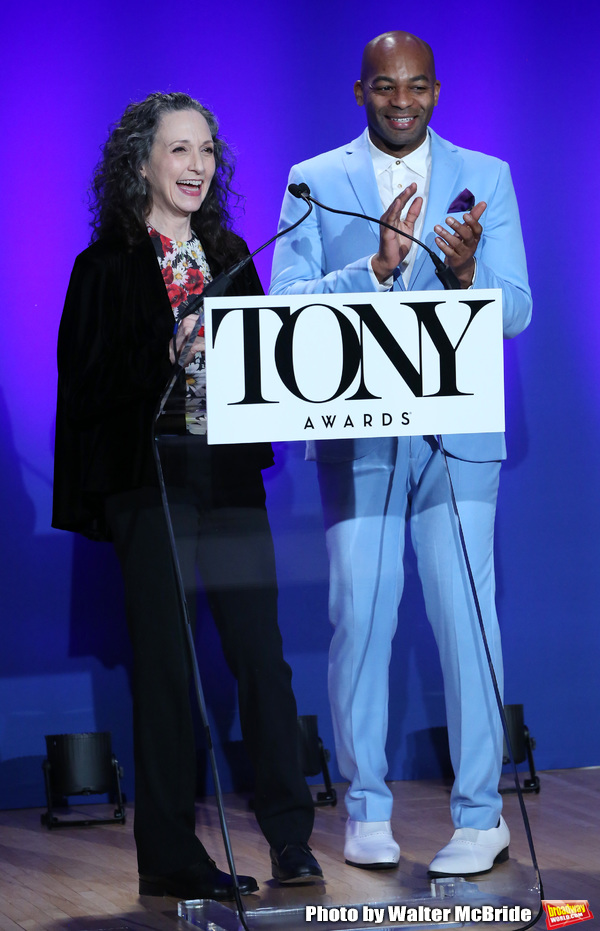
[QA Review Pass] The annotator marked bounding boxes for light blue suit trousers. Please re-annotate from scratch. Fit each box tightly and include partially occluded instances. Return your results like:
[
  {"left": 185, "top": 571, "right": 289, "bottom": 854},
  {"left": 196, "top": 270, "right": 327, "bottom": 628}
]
[{"left": 317, "top": 437, "right": 502, "bottom": 827}]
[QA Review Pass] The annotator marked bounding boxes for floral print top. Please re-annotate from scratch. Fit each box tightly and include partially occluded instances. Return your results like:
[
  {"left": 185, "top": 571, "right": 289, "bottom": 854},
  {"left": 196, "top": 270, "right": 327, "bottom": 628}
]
[{"left": 149, "top": 226, "right": 212, "bottom": 435}]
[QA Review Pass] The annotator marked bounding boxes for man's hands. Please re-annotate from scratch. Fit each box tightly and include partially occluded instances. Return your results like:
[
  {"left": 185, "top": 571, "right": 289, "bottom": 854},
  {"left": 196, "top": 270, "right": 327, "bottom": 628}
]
[
  {"left": 372, "top": 182, "right": 423, "bottom": 284},
  {"left": 370, "top": 187, "right": 487, "bottom": 289},
  {"left": 434, "top": 202, "right": 487, "bottom": 289},
  {"left": 169, "top": 314, "right": 205, "bottom": 365},
  {"left": 371, "top": 183, "right": 487, "bottom": 288}
]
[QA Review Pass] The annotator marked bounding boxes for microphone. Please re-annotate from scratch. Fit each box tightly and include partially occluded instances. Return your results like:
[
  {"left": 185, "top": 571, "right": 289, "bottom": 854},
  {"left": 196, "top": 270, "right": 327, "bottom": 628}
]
[
  {"left": 287, "top": 182, "right": 461, "bottom": 291},
  {"left": 177, "top": 197, "right": 314, "bottom": 320},
  {"left": 288, "top": 182, "right": 310, "bottom": 199}
]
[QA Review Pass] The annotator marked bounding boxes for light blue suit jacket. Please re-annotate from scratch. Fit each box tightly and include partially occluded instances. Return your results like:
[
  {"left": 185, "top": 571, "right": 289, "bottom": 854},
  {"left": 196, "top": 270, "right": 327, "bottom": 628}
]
[{"left": 270, "top": 129, "right": 532, "bottom": 464}]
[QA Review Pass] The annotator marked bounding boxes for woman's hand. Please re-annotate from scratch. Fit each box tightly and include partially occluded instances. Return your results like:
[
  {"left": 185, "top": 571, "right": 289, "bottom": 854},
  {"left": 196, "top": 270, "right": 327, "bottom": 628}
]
[{"left": 170, "top": 314, "right": 205, "bottom": 365}]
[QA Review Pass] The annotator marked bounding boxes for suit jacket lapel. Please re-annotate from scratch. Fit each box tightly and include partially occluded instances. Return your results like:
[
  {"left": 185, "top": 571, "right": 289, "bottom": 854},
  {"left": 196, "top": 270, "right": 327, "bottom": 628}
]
[
  {"left": 341, "top": 130, "right": 407, "bottom": 291},
  {"left": 342, "top": 130, "right": 384, "bottom": 247},
  {"left": 411, "top": 129, "right": 462, "bottom": 290}
]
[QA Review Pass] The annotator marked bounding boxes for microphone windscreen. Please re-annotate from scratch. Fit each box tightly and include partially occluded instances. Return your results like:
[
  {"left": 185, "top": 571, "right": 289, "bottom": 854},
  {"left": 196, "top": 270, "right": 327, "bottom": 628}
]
[{"left": 288, "top": 182, "right": 310, "bottom": 198}]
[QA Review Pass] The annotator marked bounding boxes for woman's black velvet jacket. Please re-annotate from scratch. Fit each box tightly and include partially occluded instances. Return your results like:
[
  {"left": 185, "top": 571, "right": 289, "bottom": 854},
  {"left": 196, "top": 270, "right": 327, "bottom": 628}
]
[{"left": 52, "top": 232, "right": 273, "bottom": 540}]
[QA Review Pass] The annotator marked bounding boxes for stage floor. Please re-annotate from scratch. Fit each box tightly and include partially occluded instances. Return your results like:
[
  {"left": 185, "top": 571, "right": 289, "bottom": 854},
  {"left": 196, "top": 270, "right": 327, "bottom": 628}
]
[{"left": 0, "top": 768, "right": 598, "bottom": 930}]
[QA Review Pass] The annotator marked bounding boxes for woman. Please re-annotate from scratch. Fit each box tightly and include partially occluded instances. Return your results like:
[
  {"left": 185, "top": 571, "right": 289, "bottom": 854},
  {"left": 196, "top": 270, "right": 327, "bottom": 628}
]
[{"left": 52, "top": 92, "right": 322, "bottom": 900}]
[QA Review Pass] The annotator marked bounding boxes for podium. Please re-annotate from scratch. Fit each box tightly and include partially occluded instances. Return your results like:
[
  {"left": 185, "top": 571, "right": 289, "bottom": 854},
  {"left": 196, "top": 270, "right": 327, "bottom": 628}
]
[{"left": 154, "top": 290, "right": 542, "bottom": 931}]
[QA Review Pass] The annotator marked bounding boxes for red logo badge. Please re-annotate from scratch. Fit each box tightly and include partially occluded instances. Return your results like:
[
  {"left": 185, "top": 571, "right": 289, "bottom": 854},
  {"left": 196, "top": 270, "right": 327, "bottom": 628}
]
[{"left": 542, "top": 901, "right": 594, "bottom": 928}]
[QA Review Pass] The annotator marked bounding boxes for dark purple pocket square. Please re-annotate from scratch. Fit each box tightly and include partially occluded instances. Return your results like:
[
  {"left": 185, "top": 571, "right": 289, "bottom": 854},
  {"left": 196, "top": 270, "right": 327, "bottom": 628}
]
[{"left": 447, "top": 189, "right": 475, "bottom": 213}]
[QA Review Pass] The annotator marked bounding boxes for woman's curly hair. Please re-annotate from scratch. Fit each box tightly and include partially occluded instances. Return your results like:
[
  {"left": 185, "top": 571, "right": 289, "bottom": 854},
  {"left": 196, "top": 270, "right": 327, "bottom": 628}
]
[{"left": 90, "top": 92, "right": 245, "bottom": 265}]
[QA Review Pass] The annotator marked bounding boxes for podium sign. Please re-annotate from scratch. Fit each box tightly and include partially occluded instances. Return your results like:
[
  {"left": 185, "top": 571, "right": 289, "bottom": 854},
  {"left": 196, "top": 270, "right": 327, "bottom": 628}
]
[{"left": 204, "top": 289, "right": 504, "bottom": 444}]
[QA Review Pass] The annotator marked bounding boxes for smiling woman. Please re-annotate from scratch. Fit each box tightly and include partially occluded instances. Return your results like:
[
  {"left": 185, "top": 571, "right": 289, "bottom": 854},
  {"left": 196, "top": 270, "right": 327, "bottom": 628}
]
[
  {"left": 140, "top": 110, "right": 216, "bottom": 241},
  {"left": 51, "top": 91, "right": 322, "bottom": 901},
  {"left": 88, "top": 92, "right": 244, "bottom": 263}
]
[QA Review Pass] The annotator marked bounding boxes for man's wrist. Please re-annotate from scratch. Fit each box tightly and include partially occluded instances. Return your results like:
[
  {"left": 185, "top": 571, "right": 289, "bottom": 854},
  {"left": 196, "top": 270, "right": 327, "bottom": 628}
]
[
  {"left": 371, "top": 254, "right": 395, "bottom": 287},
  {"left": 455, "top": 258, "right": 477, "bottom": 289}
]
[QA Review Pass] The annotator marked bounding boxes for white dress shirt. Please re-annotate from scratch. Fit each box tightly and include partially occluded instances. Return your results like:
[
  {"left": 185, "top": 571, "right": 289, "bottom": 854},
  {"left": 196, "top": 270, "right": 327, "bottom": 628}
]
[{"left": 368, "top": 131, "right": 431, "bottom": 288}]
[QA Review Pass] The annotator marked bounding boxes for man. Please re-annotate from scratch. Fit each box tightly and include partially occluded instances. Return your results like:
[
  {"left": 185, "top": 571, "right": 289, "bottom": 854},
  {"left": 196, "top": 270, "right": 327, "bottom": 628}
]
[{"left": 270, "top": 31, "right": 531, "bottom": 877}]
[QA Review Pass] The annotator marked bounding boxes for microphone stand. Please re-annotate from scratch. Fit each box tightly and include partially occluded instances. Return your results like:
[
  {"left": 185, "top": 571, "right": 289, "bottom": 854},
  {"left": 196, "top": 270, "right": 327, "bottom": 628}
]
[
  {"left": 288, "top": 183, "right": 544, "bottom": 919},
  {"left": 437, "top": 435, "right": 544, "bottom": 923},
  {"left": 151, "top": 443, "right": 253, "bottom": 928},
  {"left": 151, "top": 199, "right": 313, "bottom": 927}
]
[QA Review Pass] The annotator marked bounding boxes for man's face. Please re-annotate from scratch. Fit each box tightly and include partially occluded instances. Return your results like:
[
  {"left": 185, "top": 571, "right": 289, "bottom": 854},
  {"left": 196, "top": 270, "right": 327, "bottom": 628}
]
[{"left": 355, "top": 39, "right": 440, "bottom": 156}]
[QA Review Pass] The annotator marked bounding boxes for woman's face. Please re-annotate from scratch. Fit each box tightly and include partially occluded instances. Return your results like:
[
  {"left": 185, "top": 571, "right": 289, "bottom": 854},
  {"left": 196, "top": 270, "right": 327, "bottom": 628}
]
[{"left": 141, "top": 109, "right": 216, "bottom": 233}]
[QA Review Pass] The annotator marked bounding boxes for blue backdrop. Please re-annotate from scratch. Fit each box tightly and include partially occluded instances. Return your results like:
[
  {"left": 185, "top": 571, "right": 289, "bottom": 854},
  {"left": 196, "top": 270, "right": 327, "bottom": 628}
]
[{"left": 1, "top": 0, "right": 599, "bottom": 808}]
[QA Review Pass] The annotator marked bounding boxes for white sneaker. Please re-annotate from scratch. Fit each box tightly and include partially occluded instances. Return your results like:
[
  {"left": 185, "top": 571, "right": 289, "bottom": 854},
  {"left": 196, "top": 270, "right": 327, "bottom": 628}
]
[
  {"left": 428, "top": 816, "right": 510, "bottom": 877},
  {"left": 344, "top": 819, "right": 400, "bottom": 869}
]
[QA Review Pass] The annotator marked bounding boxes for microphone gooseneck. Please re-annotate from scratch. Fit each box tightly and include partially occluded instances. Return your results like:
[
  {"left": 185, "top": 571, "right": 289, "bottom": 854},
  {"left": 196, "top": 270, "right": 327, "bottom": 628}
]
[
  {"left": 178, "top": 197, "right": 314, "bottom": 321},
  {"left": 287, "top": 182, "right": 461, "bottom": 291}
]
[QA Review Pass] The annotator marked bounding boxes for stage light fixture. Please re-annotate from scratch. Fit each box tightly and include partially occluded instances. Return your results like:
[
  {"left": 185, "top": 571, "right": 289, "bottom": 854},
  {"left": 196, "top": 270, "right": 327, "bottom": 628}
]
[{"left": 41, "top": 731, "right": 126, "bottom": 828}]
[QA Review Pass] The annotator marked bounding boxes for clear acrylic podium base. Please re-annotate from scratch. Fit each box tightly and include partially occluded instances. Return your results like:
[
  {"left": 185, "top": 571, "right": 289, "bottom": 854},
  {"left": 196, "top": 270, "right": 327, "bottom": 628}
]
[{"left": 178, "top": 859, "right": 541, "bottom": 931}]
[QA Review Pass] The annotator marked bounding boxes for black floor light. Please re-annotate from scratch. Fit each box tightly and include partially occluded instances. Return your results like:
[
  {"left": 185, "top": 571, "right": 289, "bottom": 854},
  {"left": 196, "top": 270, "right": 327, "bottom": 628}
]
[
  {"left": 297, "top": 715, "right": 337, "bottom": 807},
  {"left": 501, "top": 704, "right": 540, "bottom": 794},
  {"left": 41, "top": 731, "right": 126, "bottom": 828}
]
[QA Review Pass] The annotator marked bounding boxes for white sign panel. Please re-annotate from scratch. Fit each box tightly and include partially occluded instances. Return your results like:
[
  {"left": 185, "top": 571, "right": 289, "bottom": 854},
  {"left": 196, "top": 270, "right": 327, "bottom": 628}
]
[{"left": 204, "top": 289, "right": 504, "bottom": 444}]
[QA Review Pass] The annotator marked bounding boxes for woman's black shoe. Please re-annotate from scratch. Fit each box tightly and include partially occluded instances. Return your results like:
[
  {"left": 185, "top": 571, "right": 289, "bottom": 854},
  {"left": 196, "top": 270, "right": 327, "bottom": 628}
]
[
  {"left": 270, "top": 843, "right": 324, "bottom": 884},
  {"left": 139, "top": 858, "right": 258, "bottom": 899}
]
